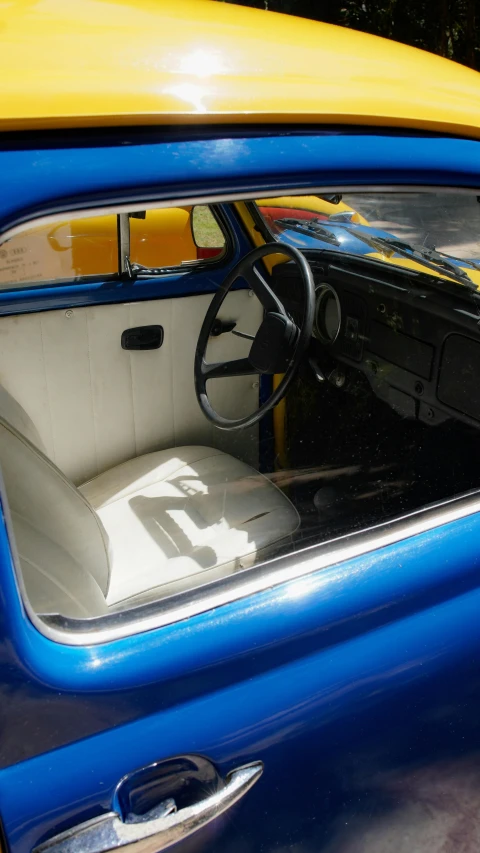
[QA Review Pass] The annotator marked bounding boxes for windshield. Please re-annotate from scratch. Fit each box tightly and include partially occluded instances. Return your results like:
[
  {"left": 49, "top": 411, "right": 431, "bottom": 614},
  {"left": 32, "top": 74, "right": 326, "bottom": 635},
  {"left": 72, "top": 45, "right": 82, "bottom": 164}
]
[{"left": 254, "top": 193, "right": 480, "bottom": 289}]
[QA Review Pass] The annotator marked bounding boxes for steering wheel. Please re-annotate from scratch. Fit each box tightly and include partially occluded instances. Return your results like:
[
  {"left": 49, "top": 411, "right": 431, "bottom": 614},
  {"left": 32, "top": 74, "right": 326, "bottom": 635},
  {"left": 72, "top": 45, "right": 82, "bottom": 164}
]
[{"left": 194, "top": 242, "right": 315, "bottom": 431}]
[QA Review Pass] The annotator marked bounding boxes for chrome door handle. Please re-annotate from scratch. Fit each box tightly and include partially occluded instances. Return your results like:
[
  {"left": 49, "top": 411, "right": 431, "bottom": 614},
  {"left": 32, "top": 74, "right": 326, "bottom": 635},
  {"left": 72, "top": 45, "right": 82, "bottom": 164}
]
[{"left": 34, "top": 762, "right": 263, "bottom": 853}]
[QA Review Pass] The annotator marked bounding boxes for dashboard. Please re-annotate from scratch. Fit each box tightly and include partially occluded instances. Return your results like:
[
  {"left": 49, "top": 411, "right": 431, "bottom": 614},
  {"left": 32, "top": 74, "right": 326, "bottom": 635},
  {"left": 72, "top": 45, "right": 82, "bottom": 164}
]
[{"left": 271, "top": 254, "right": 480, "bottom": 431}]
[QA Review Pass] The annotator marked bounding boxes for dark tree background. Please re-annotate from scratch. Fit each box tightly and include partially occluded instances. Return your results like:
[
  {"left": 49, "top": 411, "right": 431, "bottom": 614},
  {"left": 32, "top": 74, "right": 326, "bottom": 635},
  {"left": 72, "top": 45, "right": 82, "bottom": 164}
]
[{"left": 218, "top": 0, "right": 479, "bottom": 70}]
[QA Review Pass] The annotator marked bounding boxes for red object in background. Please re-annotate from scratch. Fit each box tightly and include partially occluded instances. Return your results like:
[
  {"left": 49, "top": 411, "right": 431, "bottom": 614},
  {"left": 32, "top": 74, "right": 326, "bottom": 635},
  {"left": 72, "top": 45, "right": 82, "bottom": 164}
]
[
  {"left": 258, "top": 205, "right": 328, "bottom": 232},
  {"left": 197, "top": 246, "right": 223, "bottom": 259}
]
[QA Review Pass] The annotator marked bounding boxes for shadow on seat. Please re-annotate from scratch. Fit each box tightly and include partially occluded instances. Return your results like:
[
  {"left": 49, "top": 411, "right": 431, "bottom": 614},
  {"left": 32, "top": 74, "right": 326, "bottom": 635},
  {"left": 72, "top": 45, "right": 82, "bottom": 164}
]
[{"left": 0, "top": 387, "right": 299, "bottom": 619}]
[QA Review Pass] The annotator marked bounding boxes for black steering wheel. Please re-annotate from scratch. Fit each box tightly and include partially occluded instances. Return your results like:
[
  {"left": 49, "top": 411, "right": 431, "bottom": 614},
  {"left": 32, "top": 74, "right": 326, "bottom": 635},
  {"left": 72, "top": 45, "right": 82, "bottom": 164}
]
[{"left": 194, "top": 242, "right": 315, "bottom": 431}]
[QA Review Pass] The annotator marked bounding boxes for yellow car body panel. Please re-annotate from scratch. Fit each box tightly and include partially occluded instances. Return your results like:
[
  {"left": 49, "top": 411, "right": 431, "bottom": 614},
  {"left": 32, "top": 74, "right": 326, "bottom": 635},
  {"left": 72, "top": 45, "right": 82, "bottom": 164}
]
[
  {"left": 45, "top": 216, "right": 118, "bottom": 279},
  {"left": 130, "top": 209, "right": 197, "bottom": 269},
  {"left": 0, "top": 208, "right": 199, "bottom": 284},
  {"left": 2, "top": 0, "right": 480, "bottom": 138},
  {"left": 365, "top": 251, "right": 480, "bottom": 289}
]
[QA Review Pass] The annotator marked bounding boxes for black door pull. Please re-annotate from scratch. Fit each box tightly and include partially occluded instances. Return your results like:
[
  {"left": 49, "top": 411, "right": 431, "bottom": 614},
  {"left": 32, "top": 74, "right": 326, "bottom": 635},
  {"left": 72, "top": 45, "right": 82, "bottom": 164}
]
[
  {"left": 121, "top": 325, "right": 164, "bottom": 350},
  {"left": 210, "top": 319, "right": 236, "bottom": 337}
]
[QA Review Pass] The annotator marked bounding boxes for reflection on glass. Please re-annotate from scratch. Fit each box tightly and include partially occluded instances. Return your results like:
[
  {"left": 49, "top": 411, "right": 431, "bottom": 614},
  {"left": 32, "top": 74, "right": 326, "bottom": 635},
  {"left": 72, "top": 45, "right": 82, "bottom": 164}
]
[
  {"left": 255, "top": 192, "right": 480, "bottom": 288},
  {"left": 3, "top": 190, "right": 480, "bottom": 623},
  {"left": 129, "top": 205, "right": 225, "bottom": 268},
  {"left": 0, "top": 214, "right": 118, "bottom": 287},
  {"left": 0, "top": 204, "right": 227, "bottom": 289}
]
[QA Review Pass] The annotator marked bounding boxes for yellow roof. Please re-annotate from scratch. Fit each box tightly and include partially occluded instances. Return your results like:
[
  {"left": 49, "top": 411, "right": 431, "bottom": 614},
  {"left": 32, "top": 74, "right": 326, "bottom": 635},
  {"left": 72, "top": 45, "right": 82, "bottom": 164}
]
[{"left": 3, "top": 0, "right": 480, "bottom": 137}]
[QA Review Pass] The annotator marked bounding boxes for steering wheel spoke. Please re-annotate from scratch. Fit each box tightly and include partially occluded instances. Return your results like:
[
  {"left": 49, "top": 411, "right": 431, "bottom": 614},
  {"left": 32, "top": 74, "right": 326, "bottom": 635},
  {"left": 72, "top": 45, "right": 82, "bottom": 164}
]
[
  {"left": 242, "top": 264, "right": 286, "bottom": 315},
  {"left": 194, "top": 242, "right": 315, "bottom": 430},
  {"left": 202, "top": 357, "right": 259, "bottom": 380}
]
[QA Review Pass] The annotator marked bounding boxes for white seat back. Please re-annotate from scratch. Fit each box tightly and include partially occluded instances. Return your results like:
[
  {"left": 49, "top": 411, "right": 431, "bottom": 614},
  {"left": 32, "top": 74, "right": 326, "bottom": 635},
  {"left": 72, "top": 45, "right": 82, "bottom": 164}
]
[{"left": 0, "top": 388, "right": 110, "bottom": 617}]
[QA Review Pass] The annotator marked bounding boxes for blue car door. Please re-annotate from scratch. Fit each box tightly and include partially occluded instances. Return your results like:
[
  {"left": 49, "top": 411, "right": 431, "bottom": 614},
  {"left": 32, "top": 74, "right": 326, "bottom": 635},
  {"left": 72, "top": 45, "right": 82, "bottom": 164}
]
[
  {"left": 0, "top": 131, "right": 480, "bottom": 853},
  {"left": 1, "top": 493, "right": 480, "bottom": 853}
]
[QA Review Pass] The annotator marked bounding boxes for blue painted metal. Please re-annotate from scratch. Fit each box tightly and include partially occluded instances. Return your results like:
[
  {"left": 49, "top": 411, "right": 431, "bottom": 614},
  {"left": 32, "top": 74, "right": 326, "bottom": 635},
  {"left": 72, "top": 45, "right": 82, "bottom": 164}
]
[
  {"left": 278, "top": 220, "right": 420, "bottom": 253},
  {"left": 278, "top": 219, "right": 480, "bottom": 266},
  {"left": 271, "top": 221, "right": 401, "bottom": 255},
  {"left": 1, "top": 129, "right": 480, "bottom": 853},
  {"left": 0, "top": 508, "right": 480, "bottom": 851},
  {"left": 2, "top": 132, "right": 480, "bottom": 236},
  {"left": 1, "top": 507, "right": 479, "bottom": 696}
]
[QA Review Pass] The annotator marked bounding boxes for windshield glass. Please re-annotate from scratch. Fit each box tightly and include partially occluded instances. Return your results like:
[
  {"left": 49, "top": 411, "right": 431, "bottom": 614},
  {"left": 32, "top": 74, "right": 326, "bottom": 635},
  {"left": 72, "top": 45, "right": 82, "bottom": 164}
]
[{"left": 254, "top": 193, "right": 480, "bottom": 288}]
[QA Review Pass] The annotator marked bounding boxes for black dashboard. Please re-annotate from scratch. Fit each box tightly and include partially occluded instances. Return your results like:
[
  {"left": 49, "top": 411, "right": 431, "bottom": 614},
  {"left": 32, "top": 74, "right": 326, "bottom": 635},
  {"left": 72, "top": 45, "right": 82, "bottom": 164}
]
[{"left": 272, "top": 253, "right": 480, "bottom": 431}]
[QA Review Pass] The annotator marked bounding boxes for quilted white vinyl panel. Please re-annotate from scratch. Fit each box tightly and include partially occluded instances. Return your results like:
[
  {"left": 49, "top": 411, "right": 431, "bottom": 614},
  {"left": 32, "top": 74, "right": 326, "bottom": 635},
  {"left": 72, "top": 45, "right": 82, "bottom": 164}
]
[{"left": 0, "top": 290, "right": 263, "bottom": 483}]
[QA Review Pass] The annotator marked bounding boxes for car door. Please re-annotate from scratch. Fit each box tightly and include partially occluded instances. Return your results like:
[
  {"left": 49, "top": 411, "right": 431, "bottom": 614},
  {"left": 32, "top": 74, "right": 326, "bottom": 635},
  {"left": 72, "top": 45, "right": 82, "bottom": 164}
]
[
  {"left": 1, "top": 481, "right": 480, "bottom": 853},
  {"left": 1, "top": 130, "right": 480, "bottom": 853},
  {"left": 0, "top": 204, "right": 262, "bottom": 481}
]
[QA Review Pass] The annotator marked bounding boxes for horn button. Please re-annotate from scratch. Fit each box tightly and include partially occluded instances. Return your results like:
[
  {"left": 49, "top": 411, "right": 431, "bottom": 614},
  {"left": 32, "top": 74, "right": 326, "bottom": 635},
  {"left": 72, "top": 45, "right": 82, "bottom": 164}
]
[{"left": 249, "top": 312, "right": 299, "bottom": 374}]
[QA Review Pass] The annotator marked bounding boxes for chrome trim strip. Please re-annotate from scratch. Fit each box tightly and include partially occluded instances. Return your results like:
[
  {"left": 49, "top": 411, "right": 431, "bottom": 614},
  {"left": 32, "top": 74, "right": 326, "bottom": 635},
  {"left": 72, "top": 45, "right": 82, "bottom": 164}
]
[
  {"left": 117, "top": 212, "right": 130, "bottom": 275},
  {"left": 33, "top": 763, "right": 263, "bottom": 853},
  {"left": 34, "top": 487, "right": 480, "bottom": 645}
]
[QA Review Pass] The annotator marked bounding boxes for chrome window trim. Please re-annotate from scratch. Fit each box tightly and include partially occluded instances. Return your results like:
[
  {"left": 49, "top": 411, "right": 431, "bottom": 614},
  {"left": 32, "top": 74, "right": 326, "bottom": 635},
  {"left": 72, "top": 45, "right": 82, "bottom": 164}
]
[
  {"left": 117, "top": 212, "right": 131, "bottom": 275},
  {"left": 2, "top": 184, "right": 480, "bottom": 647},
  {"left": 23, "top": 488, "right": 480, "bottom": 645}
]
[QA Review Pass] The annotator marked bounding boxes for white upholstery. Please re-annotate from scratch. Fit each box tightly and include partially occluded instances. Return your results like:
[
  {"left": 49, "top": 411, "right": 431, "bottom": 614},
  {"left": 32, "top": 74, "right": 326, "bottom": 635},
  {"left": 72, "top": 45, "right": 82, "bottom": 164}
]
[
  {"left": 0, "top": 416, "right": 110, "bottom": 618},
  {"left": 0, "top": 397, "right": 299, "bottom": 618},
  {"left": 0, "top": 385, "right": 46, "bottom": 452},
  {"left": 80, "top": 446, "right": 300, "bottom": 607},
  {"left": 0, "top": 292, "right": 262, "bottom": 483}
]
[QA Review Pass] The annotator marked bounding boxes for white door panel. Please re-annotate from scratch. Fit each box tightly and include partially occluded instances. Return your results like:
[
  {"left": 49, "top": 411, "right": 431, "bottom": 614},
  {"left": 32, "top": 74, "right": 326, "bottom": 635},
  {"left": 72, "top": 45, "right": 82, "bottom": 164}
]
[{"left": 0, "top": 291, "right": 262, "bottom": 483}]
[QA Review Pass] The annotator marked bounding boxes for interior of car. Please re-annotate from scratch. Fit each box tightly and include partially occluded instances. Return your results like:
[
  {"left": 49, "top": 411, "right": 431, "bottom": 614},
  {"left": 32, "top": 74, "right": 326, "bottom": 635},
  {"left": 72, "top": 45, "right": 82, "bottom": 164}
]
[{"left": 1, "top": 193, "right": 480, "bottom": 624}]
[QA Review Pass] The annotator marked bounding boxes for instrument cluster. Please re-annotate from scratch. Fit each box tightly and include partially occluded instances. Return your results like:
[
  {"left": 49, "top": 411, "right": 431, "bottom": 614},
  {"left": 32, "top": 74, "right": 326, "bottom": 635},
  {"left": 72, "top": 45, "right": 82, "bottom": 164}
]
[
  {"left": 272, "top": 256, "right": 480, "bottom": 431},
  {"left": 313, "top": 283, "right": 342, "bottom": 345}
]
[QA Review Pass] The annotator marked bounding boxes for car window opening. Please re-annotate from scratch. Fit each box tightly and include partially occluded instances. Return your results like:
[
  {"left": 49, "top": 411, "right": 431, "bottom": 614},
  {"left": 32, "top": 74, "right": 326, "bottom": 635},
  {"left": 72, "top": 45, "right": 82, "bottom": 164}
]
[{"left": 1, "top": 190, "right": 480, "bottom": 635}]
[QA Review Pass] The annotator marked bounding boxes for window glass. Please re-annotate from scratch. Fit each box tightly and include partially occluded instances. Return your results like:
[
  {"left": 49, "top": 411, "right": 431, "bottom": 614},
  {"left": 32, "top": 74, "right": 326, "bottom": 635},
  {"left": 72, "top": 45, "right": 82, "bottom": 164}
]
[
  {"left": 5, "top": 191, "right": 480, "bottom": 634},
  {"left": 129, "top": 204, "right": 226, "bottom": 269},
  {"left": 255, "top": 192, "right": 480, "bottom": 270},
  {"left": 192, "top": 205, "right": 226, "bottom": 249},
  {"left": 0, "top": 204, "right": 228, "bottom": 291},
  {"left": 0, "top": 214, "right": 118, "bottom": 288},
  {"left": 252, "top": 191, "right": 480, "bottom": 544}
]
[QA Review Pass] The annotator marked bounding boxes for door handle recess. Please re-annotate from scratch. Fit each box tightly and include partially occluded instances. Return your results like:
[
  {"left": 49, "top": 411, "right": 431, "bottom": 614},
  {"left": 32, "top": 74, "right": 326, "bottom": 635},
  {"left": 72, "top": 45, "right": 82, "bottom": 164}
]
[
  {"left": 121, "top": 325, "right": 164, "bottom": 350},
  {"left": 33, "top": 762, "right": 263, "bottom": 853}
]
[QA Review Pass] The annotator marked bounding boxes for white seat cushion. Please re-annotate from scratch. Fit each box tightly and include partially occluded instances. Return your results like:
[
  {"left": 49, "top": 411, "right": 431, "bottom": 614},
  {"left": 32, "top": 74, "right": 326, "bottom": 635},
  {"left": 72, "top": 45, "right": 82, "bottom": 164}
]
[{"left": 80, "top": 446, "right": 299, "bottom": 607}]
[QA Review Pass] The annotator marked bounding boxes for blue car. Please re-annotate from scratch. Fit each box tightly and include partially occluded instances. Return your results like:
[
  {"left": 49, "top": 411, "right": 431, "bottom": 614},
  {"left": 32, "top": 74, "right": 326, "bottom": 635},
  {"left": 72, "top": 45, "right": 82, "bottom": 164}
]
[{"left": 2, "top": 2, "right": 480, "bottom": 853}]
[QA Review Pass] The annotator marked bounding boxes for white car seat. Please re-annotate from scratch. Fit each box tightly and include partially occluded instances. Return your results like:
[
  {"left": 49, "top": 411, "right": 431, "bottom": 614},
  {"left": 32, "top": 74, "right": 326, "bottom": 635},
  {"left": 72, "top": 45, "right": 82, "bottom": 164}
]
[{"left": 0, "top": 388, "right": 299, "bottom": 617}]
